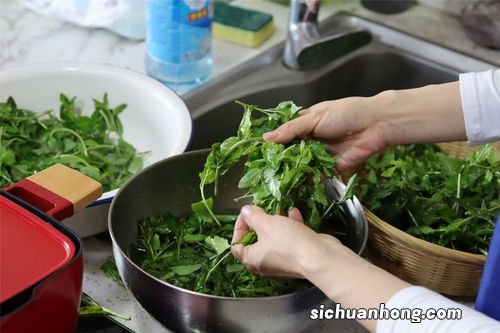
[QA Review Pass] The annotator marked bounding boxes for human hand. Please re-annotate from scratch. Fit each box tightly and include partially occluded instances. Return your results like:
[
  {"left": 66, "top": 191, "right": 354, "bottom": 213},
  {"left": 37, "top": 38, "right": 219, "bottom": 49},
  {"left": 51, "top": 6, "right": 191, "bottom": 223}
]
[
  {"left": 262, "top": 97, "right": 390, "bottom": 172},
  {"left": 263, "top": 82, "right": 465, "bottom": 172},
  {"left": 231, "top": 205, "right": 341, "bottom": 279},
  {"left": 232, "top": 206, "right": 410, "bottom": 333}
]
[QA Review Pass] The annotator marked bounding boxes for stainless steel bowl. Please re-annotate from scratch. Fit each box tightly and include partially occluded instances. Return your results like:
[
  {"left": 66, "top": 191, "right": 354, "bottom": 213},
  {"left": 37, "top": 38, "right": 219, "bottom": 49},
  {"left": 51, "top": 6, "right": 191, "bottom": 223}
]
[{"left": 109, "top": 149, "right": 368, "bottom": 333}]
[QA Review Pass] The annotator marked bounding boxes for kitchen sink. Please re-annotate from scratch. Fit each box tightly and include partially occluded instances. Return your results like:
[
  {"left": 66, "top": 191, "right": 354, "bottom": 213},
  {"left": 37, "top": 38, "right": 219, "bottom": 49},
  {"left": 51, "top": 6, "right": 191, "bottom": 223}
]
[{"left": 184, "top": 12, "right": 494, "bottom": 151}]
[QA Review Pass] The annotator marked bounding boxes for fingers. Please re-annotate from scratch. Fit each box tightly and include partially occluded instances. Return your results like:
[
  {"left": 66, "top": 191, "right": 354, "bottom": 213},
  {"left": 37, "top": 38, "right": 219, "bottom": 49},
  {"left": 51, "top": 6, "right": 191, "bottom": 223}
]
[
  {"left": 231, "top": 242, "right": 261, "bottom": 276},
  {"left": 231, "top": 213, "right": 250, "bottom": 245},
  {"left": 240, "top": 205, "right": 267, "bottom": 230},
  {"left": 327, "top": 142, "right": 374, "bottom": 173},
  {"left": 263, "top": 112, "right": 320, "bottom": 143},
  {"left": 288, "top": 207, "right": 304, "bottom": 224},
  {"left": 231, "top": 205, "right": 267, "bottom": 245},
  {"left": 231, "top": 242, "right": 253, "bottom": 264}
]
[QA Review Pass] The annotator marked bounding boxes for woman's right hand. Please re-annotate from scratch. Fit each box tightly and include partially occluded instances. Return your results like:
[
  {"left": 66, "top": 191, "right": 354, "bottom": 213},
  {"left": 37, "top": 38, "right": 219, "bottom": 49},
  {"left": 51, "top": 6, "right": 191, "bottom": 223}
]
[
  {"left": 263, "top": 96, "right": 392, "bottom": 172},
  {"left": 263, "top": 82, "right": 466, "bottom": 172}
]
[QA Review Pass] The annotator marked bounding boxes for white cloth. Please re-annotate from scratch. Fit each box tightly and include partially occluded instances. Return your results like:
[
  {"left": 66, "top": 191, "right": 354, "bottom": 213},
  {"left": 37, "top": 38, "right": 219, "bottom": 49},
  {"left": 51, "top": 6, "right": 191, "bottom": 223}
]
[
  {"left": 459, "top": 69, "right": 500, "bottom": 145},
  {"left": 377, "top": 286, "right": 500, "bottom": 333}
]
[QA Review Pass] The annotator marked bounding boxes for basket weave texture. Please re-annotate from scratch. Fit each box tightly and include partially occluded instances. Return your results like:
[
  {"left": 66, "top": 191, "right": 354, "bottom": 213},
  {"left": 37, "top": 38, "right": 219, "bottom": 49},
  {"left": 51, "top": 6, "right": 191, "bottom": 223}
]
[{"left": 364, "top": 141, "right": 500, "bottom": 297}]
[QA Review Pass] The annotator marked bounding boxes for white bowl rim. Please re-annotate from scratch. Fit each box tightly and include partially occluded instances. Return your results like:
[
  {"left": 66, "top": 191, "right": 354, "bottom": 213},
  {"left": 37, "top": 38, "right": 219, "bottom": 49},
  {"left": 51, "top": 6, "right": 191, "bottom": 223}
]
[{"left": 0, "top": 62, "right": 192, "bottom": 206}]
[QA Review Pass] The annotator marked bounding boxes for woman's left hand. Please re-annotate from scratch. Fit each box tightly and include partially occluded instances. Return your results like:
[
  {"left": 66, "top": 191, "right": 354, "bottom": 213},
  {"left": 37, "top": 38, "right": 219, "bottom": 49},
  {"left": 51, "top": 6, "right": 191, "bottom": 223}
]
[{"left": 231, "top": 205, "right": 341, "bottom": 279}]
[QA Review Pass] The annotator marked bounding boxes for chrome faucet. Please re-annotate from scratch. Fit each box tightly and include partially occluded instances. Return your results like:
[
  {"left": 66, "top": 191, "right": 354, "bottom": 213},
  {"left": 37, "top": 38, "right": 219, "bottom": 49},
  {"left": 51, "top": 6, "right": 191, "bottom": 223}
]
[{"left": 284, "top": 0, "right": 372, "bottom": 70}]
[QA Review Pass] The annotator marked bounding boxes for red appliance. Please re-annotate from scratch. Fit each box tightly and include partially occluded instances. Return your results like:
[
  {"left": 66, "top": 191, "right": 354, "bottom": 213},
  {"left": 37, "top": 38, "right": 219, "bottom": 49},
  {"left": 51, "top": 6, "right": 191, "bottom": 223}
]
[{"left": 0, "top": 164, "right": 102, "bottom": 333}]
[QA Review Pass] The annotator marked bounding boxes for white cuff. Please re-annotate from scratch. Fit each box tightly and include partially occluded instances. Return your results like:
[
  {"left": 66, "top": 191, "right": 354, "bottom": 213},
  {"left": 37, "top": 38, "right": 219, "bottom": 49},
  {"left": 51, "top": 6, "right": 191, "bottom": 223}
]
[
  {"left": 459, "top": 69, "right": 500, "bottom": 145},
  {"left": 377, "top": 286, "right": 500, "bottom": 333}
]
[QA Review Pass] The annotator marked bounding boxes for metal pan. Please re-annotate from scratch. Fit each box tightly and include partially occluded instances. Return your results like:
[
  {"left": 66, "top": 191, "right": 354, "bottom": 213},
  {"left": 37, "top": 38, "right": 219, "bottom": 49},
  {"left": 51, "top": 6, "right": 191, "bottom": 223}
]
[{"left": 109, "top": 149, "right": 367, "bottom": 333}]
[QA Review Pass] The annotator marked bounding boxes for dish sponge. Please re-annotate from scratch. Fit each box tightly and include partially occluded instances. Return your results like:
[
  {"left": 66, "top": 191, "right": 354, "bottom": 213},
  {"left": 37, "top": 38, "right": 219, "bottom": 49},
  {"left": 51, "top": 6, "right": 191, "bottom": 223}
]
[{"left": 213, "top": 2, "right": 275, "bottom": 48}]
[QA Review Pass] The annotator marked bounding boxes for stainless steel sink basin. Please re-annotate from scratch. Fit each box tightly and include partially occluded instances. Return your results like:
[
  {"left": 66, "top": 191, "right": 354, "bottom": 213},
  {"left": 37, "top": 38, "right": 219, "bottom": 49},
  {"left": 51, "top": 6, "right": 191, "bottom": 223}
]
[{"left": 184, "top": 12, "right": 494, "bottom": 151}]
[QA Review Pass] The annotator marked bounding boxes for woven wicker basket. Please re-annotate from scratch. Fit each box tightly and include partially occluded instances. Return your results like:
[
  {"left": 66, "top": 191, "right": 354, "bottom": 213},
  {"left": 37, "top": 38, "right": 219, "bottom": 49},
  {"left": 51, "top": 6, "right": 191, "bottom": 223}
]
[{"left": 363, "top": 141, "right": 500, "bottom": 297}]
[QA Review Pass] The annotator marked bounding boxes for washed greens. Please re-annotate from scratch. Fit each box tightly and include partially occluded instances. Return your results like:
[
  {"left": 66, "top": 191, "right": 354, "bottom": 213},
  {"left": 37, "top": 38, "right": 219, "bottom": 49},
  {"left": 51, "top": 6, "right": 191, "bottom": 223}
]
[
  {"left": 101, "top": 259, "right": 123, "bottom": 286},
  {"left": 136, "top": 200, "right": 310, "bottom": 297},
  {"left": 135, "top": 101, "right": 356, "bottom": 297},
  {"left": 357, "top": 144, "right": 500, "bottom": 255},
  {"left": 0, "top": 94, "right": 144, "bottom": 191},
  {"left": 79, "top": 293, "right": 130, "bottom": 320}
]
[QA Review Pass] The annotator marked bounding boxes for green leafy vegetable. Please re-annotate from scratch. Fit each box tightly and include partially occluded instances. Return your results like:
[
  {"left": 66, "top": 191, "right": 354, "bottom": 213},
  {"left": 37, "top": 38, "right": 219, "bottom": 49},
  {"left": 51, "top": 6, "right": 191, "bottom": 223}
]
[
  {"left": 358, "top": 144, "right": 500, "bottom": 255},
  {"left": 171, "top": 264, "right": 202, "bottom": 276},
  {"left": 0, "top": 94, "right": 144, "bottom": 191},
  {"left": 79, "top": 293, "right": 130, "bottom": 320},
  {"left": 199, "top": 101, "right": 342, "bottom": 230},
  {"left": 135, "top": 206, "right": 310, "bottom": 297},
  {"left": 135, "top": 101, "right": 357, "bottom": 297},
  {"left": 100, "top": 258, "right": 123, "bottom": 286},
  {"left": 205, "top": 235, "right": 231, "bottom": 255}
]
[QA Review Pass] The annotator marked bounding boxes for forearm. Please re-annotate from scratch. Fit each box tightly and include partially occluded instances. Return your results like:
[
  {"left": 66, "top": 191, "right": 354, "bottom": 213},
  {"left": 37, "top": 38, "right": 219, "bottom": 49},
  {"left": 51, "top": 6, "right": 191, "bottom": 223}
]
[
  {"left": 371, "top": 82, "right": 466, "bottom": 147},
  {"left": 299, "top": 237, "right": 410, "bottom": 332}
]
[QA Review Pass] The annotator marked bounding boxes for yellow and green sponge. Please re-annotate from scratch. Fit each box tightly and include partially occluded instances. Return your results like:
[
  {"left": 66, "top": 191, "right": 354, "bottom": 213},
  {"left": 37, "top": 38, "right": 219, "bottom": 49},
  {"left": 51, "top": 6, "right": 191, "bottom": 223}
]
[{"left": 213, "top": 1, "right": 275, "bottom": 48}]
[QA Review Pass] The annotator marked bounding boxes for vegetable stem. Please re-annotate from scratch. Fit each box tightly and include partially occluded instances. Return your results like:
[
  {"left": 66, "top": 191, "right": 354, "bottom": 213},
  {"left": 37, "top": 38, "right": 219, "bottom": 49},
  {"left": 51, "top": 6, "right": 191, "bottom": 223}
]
[{"left": 49, "top": 127, "right": 89, "bottom": 156}]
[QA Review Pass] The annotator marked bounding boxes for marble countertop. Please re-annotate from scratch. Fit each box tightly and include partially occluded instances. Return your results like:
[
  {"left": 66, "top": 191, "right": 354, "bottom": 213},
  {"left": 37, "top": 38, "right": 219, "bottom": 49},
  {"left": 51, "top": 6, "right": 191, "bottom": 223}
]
[
  {"left": 1, "top": 0, "right": 498, "bottom": 88},
  {"left": 1, "top": 0, "right": 498, "bottom": 332}
]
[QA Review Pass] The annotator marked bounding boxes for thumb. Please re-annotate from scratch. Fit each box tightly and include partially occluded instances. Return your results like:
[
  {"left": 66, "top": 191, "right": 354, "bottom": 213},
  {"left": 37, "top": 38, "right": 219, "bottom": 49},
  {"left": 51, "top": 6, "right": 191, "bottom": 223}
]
[
  {"left": 231, "top": 242, "right": 260, "bottom": 274},
  {"left": 263, "top": 113, "right": 318, "bottom": 143},
  {"left": 239, "top": 205, "right": 267, "bottom": 231},
  {"left": 288, "top": 207, "right": 304, "bottom": 224},
  {"left": 231, "top": 205, "right": 267, "bottom": 246}
]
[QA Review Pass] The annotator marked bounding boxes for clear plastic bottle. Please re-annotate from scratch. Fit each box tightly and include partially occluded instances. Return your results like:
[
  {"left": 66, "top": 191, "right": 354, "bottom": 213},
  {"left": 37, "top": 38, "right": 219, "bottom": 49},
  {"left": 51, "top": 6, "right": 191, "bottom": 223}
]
[{"left": 145, "top": 0, "right": 213, "bottom": 84}]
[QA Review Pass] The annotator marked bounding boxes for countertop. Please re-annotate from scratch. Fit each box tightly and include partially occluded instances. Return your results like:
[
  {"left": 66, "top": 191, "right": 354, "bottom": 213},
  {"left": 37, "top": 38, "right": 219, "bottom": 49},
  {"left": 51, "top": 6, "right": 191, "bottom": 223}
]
[
  {"left": 1, "top": 0, "right": 498, "bottom": 332},
  {"left": 1, "top": 0, "right": 498, "bottom": 85}
]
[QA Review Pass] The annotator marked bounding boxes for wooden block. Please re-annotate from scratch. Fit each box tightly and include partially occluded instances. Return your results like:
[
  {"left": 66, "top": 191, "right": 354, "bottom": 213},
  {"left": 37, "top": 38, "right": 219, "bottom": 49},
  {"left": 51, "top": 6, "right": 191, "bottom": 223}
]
[{"left": 28, "top": 164, "right": 103, "bottom": 213}]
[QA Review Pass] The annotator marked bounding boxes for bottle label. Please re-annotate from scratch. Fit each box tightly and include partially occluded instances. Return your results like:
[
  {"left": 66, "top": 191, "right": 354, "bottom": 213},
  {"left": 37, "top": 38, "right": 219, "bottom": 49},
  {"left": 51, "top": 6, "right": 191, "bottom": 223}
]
[{"left": 146, "top": 0, "right": 212, "bottom": 64}]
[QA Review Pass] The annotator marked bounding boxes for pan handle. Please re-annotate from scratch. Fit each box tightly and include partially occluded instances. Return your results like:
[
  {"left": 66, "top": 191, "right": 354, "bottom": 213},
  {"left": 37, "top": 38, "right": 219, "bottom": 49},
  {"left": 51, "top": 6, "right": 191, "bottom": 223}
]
[{"left": 4, "top": 164, "right": 102, "bottom": 220}]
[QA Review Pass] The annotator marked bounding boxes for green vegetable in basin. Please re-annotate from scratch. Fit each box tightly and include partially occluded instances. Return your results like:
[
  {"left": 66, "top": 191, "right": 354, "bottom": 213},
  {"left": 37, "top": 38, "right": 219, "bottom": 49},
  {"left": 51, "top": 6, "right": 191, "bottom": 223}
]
[
  {"left": 135, "top": 204, "right": 311, "bottom": 297},
  {"left": 135, "top": 101, "right": 357, "bottom": 297},
  {"left": 0, "top": 94, "right": 144, "bottom": 191},
  {"left": 357, "top": 144, "right": 500, "bottom": 255}
]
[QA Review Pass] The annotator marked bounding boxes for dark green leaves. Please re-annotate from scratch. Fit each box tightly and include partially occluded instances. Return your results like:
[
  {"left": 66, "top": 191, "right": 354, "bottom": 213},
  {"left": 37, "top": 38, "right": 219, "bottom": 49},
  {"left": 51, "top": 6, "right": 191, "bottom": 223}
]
[
  {"left": 100, "top": 259, "right": 123, "bottom": 286},
  {"left": 238, "top": 168, "right": 263, "bottom": 188},
  {"left": 171, "top": 264, "right": 202, "bottom": 276},
  {"left": 191, "top": 197, "right": 216, "bottom": 223},
  {"left": 136, "top": 100, "right": 349, "bottom": 298},
  {"left": 0, "top": 94, "right": 144, "bottom": 191},
  {"left": 135, "top": 209, "right": 310, "bottom": 297},
  {"left": 199, "top": 101, "right": 340, "bottom": 230},
  {"left": 358, "top": 144, "right": 499, "bottom": 255}
]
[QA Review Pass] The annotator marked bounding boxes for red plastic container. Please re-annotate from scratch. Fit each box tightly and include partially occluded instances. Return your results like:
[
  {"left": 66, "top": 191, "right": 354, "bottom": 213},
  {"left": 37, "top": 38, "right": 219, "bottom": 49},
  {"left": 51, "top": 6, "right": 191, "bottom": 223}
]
[{"left": 0, "top": 164, "right": 102, "bottom": 333}]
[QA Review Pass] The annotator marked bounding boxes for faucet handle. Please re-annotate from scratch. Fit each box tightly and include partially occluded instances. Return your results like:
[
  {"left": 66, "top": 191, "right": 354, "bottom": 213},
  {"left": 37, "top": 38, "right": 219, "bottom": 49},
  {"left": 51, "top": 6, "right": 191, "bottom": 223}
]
[
  {"left": 297, "top": 28, "right": 372, "bottom": 70},
  {"left": 285, "top": 0, "right": 372, "bottom": 70}
]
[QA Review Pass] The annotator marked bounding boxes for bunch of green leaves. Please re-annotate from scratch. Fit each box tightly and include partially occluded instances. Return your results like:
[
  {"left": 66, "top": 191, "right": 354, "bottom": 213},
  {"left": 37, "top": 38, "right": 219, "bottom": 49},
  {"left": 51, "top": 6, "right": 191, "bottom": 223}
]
[
  {"left": 357, "top": 144, "right": 500, "bottom": 255},
  {"left": 135, "top": 101, "right": 356, "bottom": 297},
  {"left": 135, "top": 199, "right": 310, "bottom": 297},
  {"left": 0, "top": 94, "right": 144, "bottom": 191},
  {"left": 199, "top": 101, "right": 353, "bottom": 234}
]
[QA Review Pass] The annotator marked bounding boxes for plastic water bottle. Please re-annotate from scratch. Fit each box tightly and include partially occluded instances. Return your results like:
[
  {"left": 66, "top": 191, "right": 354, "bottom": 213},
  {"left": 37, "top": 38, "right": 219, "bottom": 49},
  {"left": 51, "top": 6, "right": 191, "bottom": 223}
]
[{"left": 145, "top": 0, "right": 213, "bottom": 84}]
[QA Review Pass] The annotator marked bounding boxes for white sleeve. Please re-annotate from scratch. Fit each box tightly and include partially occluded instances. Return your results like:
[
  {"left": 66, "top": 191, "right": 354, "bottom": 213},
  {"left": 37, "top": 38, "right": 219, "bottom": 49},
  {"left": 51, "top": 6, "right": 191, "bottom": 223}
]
[
  {"left": 459, "top": 69, "right": 500, "bottom": 145},
  {"left": 377, "top": 286, "right": 500, "bottom": 333}
]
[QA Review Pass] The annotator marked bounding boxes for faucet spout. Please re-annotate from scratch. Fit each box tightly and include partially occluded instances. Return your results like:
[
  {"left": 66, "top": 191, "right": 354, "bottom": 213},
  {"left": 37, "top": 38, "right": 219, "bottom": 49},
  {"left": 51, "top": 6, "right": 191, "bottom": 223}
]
[{"left": 284, "top": 0, "right": 372, "bottom": 70}]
